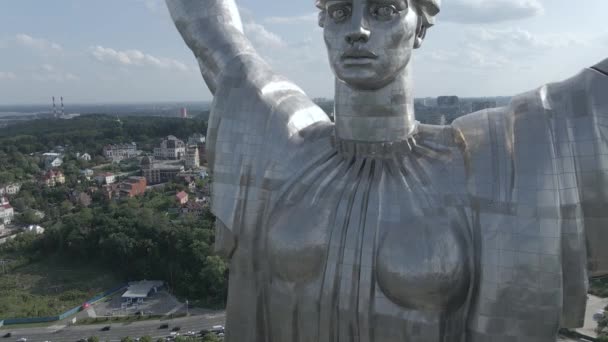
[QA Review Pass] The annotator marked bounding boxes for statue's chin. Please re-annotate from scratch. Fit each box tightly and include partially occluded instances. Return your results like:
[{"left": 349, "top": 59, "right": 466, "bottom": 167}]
[{"left": 336, "top": 74, "right": 398, "bottom": 92}]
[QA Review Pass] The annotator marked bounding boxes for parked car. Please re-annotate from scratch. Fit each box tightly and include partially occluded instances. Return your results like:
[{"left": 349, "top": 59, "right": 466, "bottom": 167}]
[
  {"left": 159, "top": 323, "right": 169, "bottom": 329},
  {"left": 171, "top": 326, "right": 181, "bottom": 332},
  {"left": 101, "top": 325, "right": 111, "bottom": 331},
  {"left": 2, "top": 333, "right": 11, "bottom": 338},
  {"left": 16, "top": 338, "right": 27, "bottom": 342},
  {"left": 211, "top": 325, "right": 225, "bottom": 334}
]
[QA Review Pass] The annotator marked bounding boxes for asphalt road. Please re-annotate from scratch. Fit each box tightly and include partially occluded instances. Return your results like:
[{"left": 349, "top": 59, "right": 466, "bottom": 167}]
[
  {"left": 1, "top": 313, "right": 585, "bottom": 342},
  {"left": 2, "top": 313, "right": 225, "bottom": 342}
]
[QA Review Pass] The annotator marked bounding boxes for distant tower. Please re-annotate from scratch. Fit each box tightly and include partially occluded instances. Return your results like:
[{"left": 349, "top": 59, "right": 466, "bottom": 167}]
[
  {"left": 181, "top": 107, "right": 188, "bottom": 119},
  {"left": 52, "top": 96, "right": 57, "bottom": 118},
  {"left": 60, "top": 96, "right": 64, "bottom": 117}
]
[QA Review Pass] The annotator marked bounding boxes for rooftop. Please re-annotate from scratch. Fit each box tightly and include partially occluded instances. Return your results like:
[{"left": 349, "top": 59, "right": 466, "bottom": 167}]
[{"left": 122, "top": 280, "right": 164, "bottom": 299}]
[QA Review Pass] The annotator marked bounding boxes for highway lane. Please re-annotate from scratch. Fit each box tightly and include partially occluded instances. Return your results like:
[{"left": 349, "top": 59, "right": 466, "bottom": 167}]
[{"left": 2, "top": 313, "right": 225, "bottom": 342}]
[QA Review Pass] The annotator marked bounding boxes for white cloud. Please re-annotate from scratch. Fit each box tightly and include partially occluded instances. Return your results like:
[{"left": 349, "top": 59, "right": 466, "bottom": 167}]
[
  {"left": 243, "top": 22, "right": 287, "bottom": 49},
  {"left": 31, "top": 64, "right": 79, "bottom": 82},
  {"left": 441, "top": 0, "right": 544, "bottom": 24},
  {"left": 264, "top": 13, "right": 318, "bottom": 25},
  {"left": 135, "top": 0, "right": 162, "bottom": 12},
  {"left": 15, "top": 33, "right": 63, "bottom": 52},
  {"left": 89, "top": 46, "right": 189, "bottom": 71},
  {"left": 419, "top": 27, "right": 583, "bottom": 72},
  {"left": 467, "top": 27, "right": 582, "bottom": 52},
  {"left": 0, "top": 72, "right": 17, "bottom": 80}
]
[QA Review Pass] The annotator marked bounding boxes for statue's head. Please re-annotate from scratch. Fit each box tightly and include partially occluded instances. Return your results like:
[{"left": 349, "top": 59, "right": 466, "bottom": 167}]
[{"left": 317, "top": 0, "right": 440, "bottom": 90}]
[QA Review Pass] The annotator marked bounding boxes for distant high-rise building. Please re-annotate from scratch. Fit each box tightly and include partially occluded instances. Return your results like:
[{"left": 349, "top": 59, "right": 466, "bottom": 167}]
[
  {"left": 437, "top": 96, "right": 459, "bottom": 107},
  {"left": 181, "top": 107, "right": 188, "bottom": 119},
  {"left": 471, "top": 100, "right": 498, "bottom": 112}
]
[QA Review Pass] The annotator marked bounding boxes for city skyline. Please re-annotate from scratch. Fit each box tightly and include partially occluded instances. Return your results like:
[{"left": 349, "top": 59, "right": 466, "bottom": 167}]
[{"left": 0, "top": 0, "right": 607, "bottom": 104}]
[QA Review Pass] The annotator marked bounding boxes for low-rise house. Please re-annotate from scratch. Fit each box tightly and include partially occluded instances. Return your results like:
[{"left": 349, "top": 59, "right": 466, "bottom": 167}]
[
  {"left": 25, "top": 225, "right": 45, "bottom": 234},
  {"left": 176, "top": 191, "right": 189, "bottom": 205},
  {"left": 188, "top": 180, "right": 197, "bottom": 192},
  {"left": 0, "top": 197, "right": 14, "bottom": 224},
  {"left": 70, "top": 191, "right": 92, "bottom": 207},
  {"left": 102, "top": 183, "right": 120, "bottom": 200},
  {"left": 41, "top": 170, "right": 65, "bottom": 187},
  {"left": 119, "top": 177, "right": 147, "bottom": 198},
  {"left": 77, "top": 153, "right": 92, "bottom": 161},
  {"left": 187, "top": 133, "right": 206, "bottom": 145},
  {"left": 103, "top": 143, "right": 138, "bottom": 163},
  {"left": 95, "top": 173, "right": 116, "bottom": 185},
  {"left": 0, "top": 183, "right": 21, "bottom": 196},
  {"left": 181, "top": 201, "right": 206, "bottom": 217},
  {"left": 81, "top": 169, "right": 94, "bottom": 180},
  {"left": 48, "top": 157, "right": 63, "bottom": 169}
]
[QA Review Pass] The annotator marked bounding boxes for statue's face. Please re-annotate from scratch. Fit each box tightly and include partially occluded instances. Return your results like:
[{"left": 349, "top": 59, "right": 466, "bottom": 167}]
[{"left": 322, "top": 0, "right": 419, "bottom": 90}]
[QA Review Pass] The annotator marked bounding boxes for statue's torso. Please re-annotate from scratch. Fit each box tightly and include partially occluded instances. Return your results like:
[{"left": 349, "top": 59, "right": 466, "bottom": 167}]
[{"left": 262, "top": 136, "right": 474, "bottom": 342}]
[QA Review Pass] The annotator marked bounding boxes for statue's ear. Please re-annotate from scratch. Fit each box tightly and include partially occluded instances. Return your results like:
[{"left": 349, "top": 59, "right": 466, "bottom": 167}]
[
  {"left": 318, "top": 11, "right": 326, "bottom": 28},
  {"left": 414, "top": 19, "right": 427, "bottom": 49}
]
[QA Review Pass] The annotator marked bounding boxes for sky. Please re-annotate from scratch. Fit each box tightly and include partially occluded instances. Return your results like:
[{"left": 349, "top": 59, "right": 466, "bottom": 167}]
[{"left": 0, "top": 0, "right": 607, "bottom": 105}]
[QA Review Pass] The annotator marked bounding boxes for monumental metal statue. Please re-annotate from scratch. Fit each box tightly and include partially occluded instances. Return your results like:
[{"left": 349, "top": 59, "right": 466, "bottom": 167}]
[{"left": 166, "top": 0, "right": 608, "bottom": 340}]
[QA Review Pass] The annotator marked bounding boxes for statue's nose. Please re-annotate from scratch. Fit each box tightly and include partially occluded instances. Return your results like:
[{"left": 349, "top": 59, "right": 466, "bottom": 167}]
[{"left": 345, "top": 25, "right": 370, "bottom": 45}]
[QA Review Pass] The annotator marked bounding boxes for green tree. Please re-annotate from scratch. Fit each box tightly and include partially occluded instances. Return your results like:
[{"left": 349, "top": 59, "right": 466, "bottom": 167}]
[
  {"left": 202, "top": 334, "right": 222, "bottom": 342},
  {"left": 120, "top": 337, "right": 133, "bottom": 342},
  {"left": 139, "top": 337, "right": 152, "bottom": 342},
  {"left": 87, "top": 337, "right": 100, "bottom": 342}
]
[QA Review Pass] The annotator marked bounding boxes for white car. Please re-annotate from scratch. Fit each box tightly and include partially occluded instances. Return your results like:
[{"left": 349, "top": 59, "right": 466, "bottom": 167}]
[{"left": 16, "top": 338, "right": 27, "bottom": 342}]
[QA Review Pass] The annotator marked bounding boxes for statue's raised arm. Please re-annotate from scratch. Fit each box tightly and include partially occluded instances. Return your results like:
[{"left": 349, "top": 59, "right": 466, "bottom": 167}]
[
  {"left": 166, "top": 0, "right": 254, "bottom": 93},
  {"left": 165, "top": 0, "right": 331, "bottom": 242}
]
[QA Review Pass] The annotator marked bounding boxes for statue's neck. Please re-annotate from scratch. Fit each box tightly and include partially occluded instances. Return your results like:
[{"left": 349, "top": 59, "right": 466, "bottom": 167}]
[{"left": 333, "top": 66, "right": 416, "bottom": 143}]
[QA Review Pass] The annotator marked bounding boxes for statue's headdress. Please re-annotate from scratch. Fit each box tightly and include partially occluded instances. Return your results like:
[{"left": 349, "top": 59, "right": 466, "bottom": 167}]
[{"left": 315, "top": 0, "right": 440, "bottom": 28}]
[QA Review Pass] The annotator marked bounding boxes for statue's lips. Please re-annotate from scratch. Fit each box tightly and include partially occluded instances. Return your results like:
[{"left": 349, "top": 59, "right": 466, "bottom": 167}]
[{"left": 342, "top": 50, "right": 378, "bottom": 60}]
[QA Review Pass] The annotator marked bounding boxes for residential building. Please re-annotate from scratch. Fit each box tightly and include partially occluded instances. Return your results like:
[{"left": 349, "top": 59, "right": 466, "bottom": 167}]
[
  {"left": 176, "top": 191, "right": 189, "bottom": 205},
  {"left": 119, "top": 177, "right": 147, "bottom": 198},
  {"left": 102, "top": 183, "right": 120, "bottom": 200},
  {"left": 0, "top": 183, "right": 21, "bottom": 196},
  {"left": 25, "top": 225, "right": 45, "bottom": 234},
  {"left": 181, "top": 201, "right": 206, "bottom": 217},
  {"left": 154, "top": 136, "right": 186, "bottom": 160},
  {"left": 70, "top": 191, "right": 92, "bottom": 207},
  {"left": 185, "top": 145, "right": 200, "bottom": 169},
  {"left": 77, "top": 152, "right": 92, "bottom": 161},
  {"left": 41, "top": 170, "right": 65, "bottom": 187},
  {"left": 103, "top": 143, "right": 138, "bottom": 163},
  {"left": 95, "top": 173, "right": 116, "bottom": 185},
  {"left": 81, "top": 169, "right": 94, "bottom": 180},
  {"left": 141, "top": 157, "right": 184, "bottom": 185},
  {"left": 42, "top": 152, "right": 64, "bottom": 169},
  {"left": 0, "top": 197, "right": 14, "bottom": 225},
  {"left": 187, "top": 133, "right": 206, "bottom": 145}
]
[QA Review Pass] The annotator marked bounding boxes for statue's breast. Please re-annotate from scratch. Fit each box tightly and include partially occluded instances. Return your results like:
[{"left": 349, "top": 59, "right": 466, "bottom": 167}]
[
  {"left": 267, "top": 197, "right": 332, "bottom": 284},
  {"left": 267, "top": 190, "right": 471, "bottom": 314},
  {"left": 375, "top": 216, "right": 471, "bottom": 312}
]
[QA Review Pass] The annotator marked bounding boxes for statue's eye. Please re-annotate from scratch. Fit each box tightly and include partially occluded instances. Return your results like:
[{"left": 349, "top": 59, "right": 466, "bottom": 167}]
[
  {"left": 328, "top": 5, "right": 351, "bottom": 22},
  {"left": 370, "top": 5, "right": 399, "bottom": 20}
]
